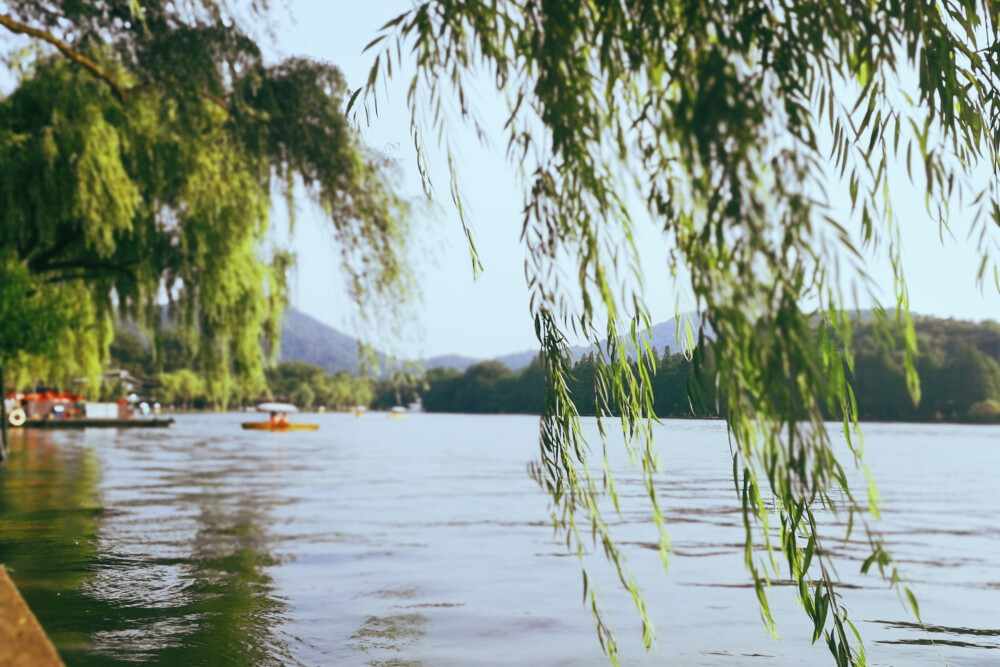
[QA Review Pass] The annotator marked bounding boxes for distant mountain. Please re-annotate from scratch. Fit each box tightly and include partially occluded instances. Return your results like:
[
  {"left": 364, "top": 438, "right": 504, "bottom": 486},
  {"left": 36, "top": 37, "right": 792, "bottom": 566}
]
[
  {"left": 495, "top": 349, "right": 541, "bottom": 370},
  {"left": 421, "top": 350, "right": 542, "bottom": 372},
  {"left": 423, "top": 354, "right": 483, "bottom": 372},
  {"left": 277, "top": 307, "right": 706, "bottom": 374},
  {"left": 425, "top": 314, "right": 705, "bottom": 372},
  {"left": 278, "top": 309, "right": 363, "bottom": 373},
  {"left": 647, "top": 315, "right": 705, "bottom": 357}
]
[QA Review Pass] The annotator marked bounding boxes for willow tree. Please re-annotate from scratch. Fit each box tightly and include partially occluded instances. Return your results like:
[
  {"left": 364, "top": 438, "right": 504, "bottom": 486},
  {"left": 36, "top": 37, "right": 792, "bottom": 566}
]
[
  {"left": 355, "top": 1, "right": 1000, "bottom": 665},
  {"left": 0, "top": 253, "right": 75, "bottom": 459},
  {"left": 0, "top": 2, "right": 410, "bottom": 406}
]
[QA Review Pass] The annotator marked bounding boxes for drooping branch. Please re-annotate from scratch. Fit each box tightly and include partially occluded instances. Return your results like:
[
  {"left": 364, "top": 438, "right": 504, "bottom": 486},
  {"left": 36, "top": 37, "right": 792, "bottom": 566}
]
[
  {"left": 0, "top": 12, "right": 128, "bottom": 103},
  {"left": 42, "top": 271, "right": 123, "bottom": 284},
  {"left": 25, "top": 234, "right": 75, "bottom": 274},
  {"left": 0, "top": 13, "right": 230, "bottom": 113},
  {"left": 195, "top": 89, "right": 229, "bottom": 112},
  {"left": 38, "top": 259, "right": 137, "bottom": 283}
]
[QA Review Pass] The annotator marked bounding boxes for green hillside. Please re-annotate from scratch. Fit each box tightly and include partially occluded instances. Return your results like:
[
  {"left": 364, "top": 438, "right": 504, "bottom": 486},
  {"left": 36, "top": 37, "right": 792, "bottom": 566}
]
[{"left": 277, "top": 309, "right": 363, "bottom": 374}]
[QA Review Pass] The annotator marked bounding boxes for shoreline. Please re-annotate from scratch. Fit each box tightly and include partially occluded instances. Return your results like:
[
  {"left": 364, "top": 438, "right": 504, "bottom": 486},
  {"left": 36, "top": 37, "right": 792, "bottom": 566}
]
[{"left": 0, "top": 566, "right": 63, "bottom": 666}]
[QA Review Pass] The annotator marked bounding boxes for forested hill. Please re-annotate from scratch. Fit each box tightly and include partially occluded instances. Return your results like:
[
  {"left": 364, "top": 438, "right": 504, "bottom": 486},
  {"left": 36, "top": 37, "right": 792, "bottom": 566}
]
[
  {"left": 108, "top": 310, "right": 1000, "bottom": 422},
  {"left": 851, "top": 316, "right": 1000, "bottom": 421},
  {"left": 278, "top": 309, "right": 363, "bottom": 374},
  {"left": 418, "top": 315, "right": 1000, "bottom": 423}
]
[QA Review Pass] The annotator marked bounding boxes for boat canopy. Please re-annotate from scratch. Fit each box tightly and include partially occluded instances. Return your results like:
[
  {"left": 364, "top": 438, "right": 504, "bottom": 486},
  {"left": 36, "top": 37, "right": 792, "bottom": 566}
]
[{"left": 256, "top": 402, "right": 298, "bottom": 413}]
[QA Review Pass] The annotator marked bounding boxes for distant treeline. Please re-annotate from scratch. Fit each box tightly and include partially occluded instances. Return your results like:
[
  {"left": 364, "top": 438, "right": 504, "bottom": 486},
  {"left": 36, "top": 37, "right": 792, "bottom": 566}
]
[
  {"left": 415, "top": 317, "right": 1000, "bottom": 423},
  {"left": 851, "top": 317, "right": 1000, "bottom": 422},
  {"left": 109, "top": 331, "right": 374, "bottom": 409},
  {"left": 104, "top": 316, "right": 1000, "bottom": 422},
  {"left": 417, "top": 350, "right": 707, "bottom": 417}
]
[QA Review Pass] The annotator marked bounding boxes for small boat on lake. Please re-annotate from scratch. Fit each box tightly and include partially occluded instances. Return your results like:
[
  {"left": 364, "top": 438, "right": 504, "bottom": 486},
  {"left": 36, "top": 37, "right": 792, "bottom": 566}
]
[
  {"left": 5, "top": 392, "right": 174, "bottom": 429},
  {"left": 388, "top": 406, "right": 410, "bottom": 419},
  {"left": 241, "top": 402, "right": 319, "bottom": 431},
  {"left": 20, "top": 417, "right": 175, "bottom": 429}
]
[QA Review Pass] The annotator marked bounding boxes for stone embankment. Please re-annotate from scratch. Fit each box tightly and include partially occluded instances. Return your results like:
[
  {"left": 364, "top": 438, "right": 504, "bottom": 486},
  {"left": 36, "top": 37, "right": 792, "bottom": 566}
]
[{"left": 0, "top": 566, "right": 63, "bottom": 666}]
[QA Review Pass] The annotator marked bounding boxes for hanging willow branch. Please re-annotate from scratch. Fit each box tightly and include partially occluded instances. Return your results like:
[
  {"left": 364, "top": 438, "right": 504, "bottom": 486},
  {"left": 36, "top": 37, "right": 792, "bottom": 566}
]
[{"left": 353, "top": 1, "right": 1000, "bottom": 664}]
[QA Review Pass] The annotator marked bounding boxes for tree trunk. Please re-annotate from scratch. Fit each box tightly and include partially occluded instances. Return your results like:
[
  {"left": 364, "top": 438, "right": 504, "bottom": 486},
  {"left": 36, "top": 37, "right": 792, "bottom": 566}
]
[{"left": 0, "top": 365, "right": 8, "bottom": 463}]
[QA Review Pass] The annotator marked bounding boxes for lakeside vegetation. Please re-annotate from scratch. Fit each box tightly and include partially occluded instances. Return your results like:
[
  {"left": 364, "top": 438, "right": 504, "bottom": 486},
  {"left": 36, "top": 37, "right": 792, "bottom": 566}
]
[
  {"left": 64, "top": 314, "right": 997, "bottom": 423},
  {"left": 96, "top": 329, "right": 374, "bottom": 410},
  {"left": 418, "top": 315, "right": 1000, "bottom": 423}
]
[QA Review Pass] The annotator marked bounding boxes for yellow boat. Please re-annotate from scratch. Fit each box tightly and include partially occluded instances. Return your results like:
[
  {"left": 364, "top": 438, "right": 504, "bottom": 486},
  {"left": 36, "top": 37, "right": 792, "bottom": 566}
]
[
  {"left": 241, "top": 422, "right": 319, "bottom": 431},
  {"left": 242, "top": 402, "right": 319, "bottom": 431}
]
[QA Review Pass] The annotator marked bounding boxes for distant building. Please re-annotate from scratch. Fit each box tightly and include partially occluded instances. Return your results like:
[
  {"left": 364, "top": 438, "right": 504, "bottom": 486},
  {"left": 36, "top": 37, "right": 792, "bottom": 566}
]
[{"left": 99, "top": 369, "right": 149, "bottom": 397}]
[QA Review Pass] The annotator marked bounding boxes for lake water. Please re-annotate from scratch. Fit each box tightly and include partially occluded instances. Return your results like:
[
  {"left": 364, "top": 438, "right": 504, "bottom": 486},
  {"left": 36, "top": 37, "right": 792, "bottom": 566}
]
[{"left": 0, "top": 414, "right": 997, "bottom": 666}]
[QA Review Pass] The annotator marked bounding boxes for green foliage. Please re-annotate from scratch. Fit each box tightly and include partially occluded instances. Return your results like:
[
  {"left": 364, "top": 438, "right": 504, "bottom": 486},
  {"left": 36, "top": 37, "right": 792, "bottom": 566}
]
[
  {"left": 852, "top": 317, "right": 1000, "bottom": 421},
  {"left": 0, "top": 252, "right": 75, "bottom": 367},
  {"left": 265, "top": 361, "right": 373, "bottom": 410},
  {"left": 356, "top": 1, "right": 1000, "bottom": 663},
  {"left": 323, "top": 372, "right": 374, "bottom": 409},
  {"left": 423, "top": 317, "right": 1000, "bottom": 423},
  {"left": 422, "top": 351, "right": 710, "bottom": 418},
  {"left": 0, "top": 252, "right": 100, "bottom": 394},
  {"left": 109, "top": 329, "right": 150, "bottom": 374},
  {"left": 968, "top": 399, "right": 1000, "bottom": 423},
  {"left": 156, "top": 369, "right": 206, "bottom": 409},
  {"left": 371, "top": 368, "right": 427, "bottom": 409},
  {"left": 289, "top": 382, "right": 315, "bottom": 410},
  {"left": 0, "top": 3, "right": 411, "bottom": 407},
  {"left": 421, "top": 359, "right": 545, "bottom": 413}
]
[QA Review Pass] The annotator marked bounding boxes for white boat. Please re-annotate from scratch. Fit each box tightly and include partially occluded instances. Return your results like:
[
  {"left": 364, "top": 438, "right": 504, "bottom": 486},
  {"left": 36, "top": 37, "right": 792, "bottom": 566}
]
[{"left": 256, "top": 402, "right": 298, "bottom": 413}]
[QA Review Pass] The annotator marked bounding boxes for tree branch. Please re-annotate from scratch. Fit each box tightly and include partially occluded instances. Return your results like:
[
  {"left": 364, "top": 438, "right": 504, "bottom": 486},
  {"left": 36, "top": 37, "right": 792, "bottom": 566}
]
[
  {"left": 0, "top": 13, "right": 128, "bottom": 103},
  {"left": 26, "top": 233, "right": 75, "bottom": 274},
  {"left": 0, "top": 13, "right": 231, "bottom": 113},
  {"left": 38, "top": 259, "right": 137, "bottom": 282},
  {"left": 43, "top": 271, "right": 120, "bottom": 284}
]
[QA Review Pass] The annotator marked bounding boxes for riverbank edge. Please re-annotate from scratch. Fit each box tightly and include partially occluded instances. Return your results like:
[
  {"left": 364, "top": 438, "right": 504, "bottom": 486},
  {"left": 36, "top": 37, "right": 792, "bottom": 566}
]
[{"left": 0, "top": 566, "right": 63, "bottom": 666}]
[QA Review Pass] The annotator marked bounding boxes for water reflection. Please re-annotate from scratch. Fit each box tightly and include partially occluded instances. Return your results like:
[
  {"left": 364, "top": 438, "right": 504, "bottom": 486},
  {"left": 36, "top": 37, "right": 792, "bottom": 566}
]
[
  {"left": 0, "top": 416, "right": 998, "bottom": 665},
  {"left": 351, "top": 613, "right": 427, "bottom": 666},
  {"left": 0, "top": 426, "right": 290, "bottom": 665},
  {"left": 873, "top": 619, "right": 1000, "bottom": 650},
  {"left": 0, "top": 429, "right": 102, "bottom": 654}
]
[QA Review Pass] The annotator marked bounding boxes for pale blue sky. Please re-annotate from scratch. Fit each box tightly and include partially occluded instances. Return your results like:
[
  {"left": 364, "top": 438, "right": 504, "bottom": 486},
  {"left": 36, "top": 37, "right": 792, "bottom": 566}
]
[
  {"left": 1, "top": 2, "right": 992, "bottom": 360},
  {"left": 276, "top": 2, "right": 1000, "bottom": 358},
  {"left": 0, "top": 2, "right": 996, "bottom": 359}
]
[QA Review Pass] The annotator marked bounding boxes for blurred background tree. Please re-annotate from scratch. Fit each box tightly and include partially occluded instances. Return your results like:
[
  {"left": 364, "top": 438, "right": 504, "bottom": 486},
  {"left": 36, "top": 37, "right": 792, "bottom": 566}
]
[
  {"left": 0, "top": 252, "right": 75, "bottom": 458},
  {"left": 0, "top": 1, "right": 411, "bottom": 408}
]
